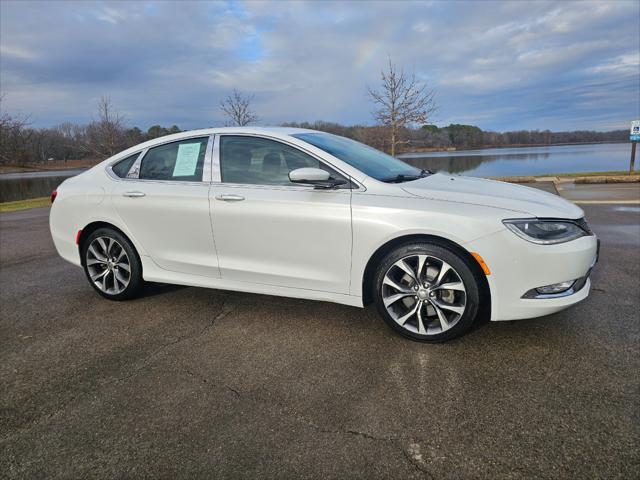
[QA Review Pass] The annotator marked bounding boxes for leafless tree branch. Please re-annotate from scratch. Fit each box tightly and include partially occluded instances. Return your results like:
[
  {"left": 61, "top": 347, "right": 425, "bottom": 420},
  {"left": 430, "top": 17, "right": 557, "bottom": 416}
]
[
  {"left": 220, "top": 89, "right": 259, "bottom": 126},
  {"left": 367, "top": 58, "right": 437, "bottom": 156}
]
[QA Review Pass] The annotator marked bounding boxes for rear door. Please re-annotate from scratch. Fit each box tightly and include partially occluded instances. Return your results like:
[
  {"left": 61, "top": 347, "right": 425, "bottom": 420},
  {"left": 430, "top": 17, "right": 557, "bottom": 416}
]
[
  {"left": 110, "top": 135, "right": 219, "bottom": 277},
  {"left": 209, "top": 135, "right": 352, "bottom": 293}
]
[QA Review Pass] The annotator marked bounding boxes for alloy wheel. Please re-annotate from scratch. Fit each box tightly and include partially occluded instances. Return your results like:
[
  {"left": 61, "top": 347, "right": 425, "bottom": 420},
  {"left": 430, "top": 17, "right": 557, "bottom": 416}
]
[
  {"left": 381, "top": 254, "right": 467, "bottom": 335},
  {"left": 85, "top": 236, "right": 131, "bottom": 295}
]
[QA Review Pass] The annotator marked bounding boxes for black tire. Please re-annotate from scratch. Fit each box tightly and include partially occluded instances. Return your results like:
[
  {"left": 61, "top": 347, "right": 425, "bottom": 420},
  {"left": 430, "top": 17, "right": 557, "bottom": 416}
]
[
  {"left": 81, "top": 227, "right": 143, "bottom": 300},
  {"left": 372, "top": 241, "right": 482, "bottom": 342}
]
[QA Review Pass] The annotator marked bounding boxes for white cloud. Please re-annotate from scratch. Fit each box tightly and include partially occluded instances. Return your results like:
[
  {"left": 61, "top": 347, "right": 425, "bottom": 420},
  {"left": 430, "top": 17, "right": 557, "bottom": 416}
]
[
  {"left": 0, "top": 0, "right": 638, "bottom": 131},
  {"left": 96, "top": 7, "right": 128, "bottom": 24},
  {"left": 588, "top": 52, "right": 640, "bottom": 75},
  {"left": 0, "top": 44, "right": 37, "bottom": 60}
]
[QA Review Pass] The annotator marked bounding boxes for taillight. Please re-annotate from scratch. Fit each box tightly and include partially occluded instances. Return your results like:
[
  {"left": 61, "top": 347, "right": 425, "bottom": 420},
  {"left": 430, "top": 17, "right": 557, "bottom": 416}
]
[{"left": 50, "top": 190, "right": 57, "bottom": 203}]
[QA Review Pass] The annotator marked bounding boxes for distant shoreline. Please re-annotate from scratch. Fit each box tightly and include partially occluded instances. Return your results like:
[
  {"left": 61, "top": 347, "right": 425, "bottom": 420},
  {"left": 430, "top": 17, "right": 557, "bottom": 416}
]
[
  {"left": 0, "top": 140, "right": 631, "bottom": 175},
  {"left": 400, "top": 140, "right": 629, "bottom": 156}
]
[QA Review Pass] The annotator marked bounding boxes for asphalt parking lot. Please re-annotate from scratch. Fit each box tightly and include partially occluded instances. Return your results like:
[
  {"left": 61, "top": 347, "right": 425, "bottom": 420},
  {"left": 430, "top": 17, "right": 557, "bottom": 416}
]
[{"left": 1, "top": 203, "right": 639, "bottom": 479}]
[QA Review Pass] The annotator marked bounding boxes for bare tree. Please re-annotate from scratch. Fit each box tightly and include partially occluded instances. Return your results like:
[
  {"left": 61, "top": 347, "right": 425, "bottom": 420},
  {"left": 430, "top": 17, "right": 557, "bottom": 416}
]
[
  {"left": 96, "top": 95, "right": 125, "bottom": 156},
  {"left": 84, "top": 95, "right": 127, "bottom": 158},
  {"left": 367, "top": 59, "right": 436, "bottom": 157},
  {"left": 220, "top": 89, "right": 259, "bottom": 126},
  {"left": 0, "top": 93, "right": 31, "bottom": 164}
]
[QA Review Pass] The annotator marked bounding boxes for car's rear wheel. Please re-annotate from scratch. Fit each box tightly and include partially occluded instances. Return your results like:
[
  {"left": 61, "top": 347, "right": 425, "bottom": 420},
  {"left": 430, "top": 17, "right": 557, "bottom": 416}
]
[
  {"left": 373, "top": 242, "right": 482, "bottom": 342},
  {"left": 81, "top": 228, "right": 143, "bottom": 300}
]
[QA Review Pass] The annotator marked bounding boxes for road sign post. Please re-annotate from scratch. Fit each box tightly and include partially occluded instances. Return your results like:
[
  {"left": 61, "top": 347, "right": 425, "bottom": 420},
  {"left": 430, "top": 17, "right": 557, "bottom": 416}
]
[{"left": 630, "top": 120, "right": 640, "bottom": 174}]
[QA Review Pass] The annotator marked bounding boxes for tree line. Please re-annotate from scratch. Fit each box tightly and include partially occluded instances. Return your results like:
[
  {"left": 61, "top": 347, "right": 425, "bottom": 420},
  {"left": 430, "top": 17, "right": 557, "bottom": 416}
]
[
  {"left": 280, "top": 121, "right": 626, "bottom": 153},
  {"left": 0, "top": 95, "right": 183, "bottom": 165},
  {"left": 0, "top": 59, "right": 628, "bottom": 167}
]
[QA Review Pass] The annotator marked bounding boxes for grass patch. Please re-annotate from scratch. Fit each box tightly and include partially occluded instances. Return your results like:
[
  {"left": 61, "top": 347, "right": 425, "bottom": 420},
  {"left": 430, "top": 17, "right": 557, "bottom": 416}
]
[
  {"left": 0, "top": 197, "right": 50, "bottom": 213},
  {"left": 535, "top": 170, "right": 638, "bottom": 177}
]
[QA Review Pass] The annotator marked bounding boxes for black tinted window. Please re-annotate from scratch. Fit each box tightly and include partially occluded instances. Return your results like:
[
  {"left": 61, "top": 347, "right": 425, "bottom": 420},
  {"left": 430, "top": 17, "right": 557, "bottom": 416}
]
[
  {"left": 220, "top": 136, "right": 338, "bottom": 186},
  {"left": 111, "top": 153, "right": 139, "bottom": 178},
  {"left": 139, "top": 137, "right": 208, "bottom": 181}
]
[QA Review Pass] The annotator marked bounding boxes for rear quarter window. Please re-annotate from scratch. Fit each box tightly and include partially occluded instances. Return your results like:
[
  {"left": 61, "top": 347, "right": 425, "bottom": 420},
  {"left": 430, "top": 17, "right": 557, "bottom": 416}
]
[{"left": 111, "top": 153, "right": 139, "bottom": 178}]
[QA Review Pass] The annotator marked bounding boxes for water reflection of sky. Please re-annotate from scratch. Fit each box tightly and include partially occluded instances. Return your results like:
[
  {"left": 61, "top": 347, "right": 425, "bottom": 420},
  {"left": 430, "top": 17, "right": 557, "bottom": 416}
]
[{"left": 399, "top": 143, "right": 635, "bottom": 177}]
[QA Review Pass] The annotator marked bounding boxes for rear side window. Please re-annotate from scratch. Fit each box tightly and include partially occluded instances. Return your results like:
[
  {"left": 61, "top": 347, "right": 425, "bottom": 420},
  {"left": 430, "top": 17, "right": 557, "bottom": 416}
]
[
  {"left": 111, "top": 153, "right": 139, "bottom": 178},
  {"left": 139, "top": 137, "right": 209, "bottom": 182}
]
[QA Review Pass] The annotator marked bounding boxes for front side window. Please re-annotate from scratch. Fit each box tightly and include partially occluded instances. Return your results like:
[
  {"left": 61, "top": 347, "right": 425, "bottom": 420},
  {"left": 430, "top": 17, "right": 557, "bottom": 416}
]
[
  {"left": 220, "top": 136, "right": 342, "bottom": 186},
  {"left": 111, "top": 153, "right": 139, "bottom": 178},
  {"left": 139, "top": 137, "right": 208, "bottom": 182}
]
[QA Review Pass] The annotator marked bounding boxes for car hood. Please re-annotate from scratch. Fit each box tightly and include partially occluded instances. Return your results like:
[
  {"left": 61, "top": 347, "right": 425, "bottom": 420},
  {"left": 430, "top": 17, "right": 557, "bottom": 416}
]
[{"left": 401, "top": 174, "right": 584, "bottom": 218}]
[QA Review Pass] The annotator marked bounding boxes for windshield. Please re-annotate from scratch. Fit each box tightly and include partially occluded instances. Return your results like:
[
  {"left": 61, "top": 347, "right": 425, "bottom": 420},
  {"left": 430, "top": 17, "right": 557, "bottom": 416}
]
[{"left": 293, "top": 132, "right": 425, "bottom": 182}]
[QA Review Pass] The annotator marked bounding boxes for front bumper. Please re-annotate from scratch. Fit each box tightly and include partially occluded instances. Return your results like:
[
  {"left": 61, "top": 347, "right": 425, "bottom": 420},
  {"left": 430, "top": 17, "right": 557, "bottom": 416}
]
[{"left": 466, "top": 230, "right": 599, "bottom": 321}]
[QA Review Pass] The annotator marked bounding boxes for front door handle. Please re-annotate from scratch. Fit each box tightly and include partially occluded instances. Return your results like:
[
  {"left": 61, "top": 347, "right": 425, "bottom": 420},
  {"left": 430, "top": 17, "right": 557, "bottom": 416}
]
[
  {"left": 123, "top": 191, "right": 146, "bottom": 198},
  {"left": 215, "top": 194, "right": 245, "bottom": 202}
]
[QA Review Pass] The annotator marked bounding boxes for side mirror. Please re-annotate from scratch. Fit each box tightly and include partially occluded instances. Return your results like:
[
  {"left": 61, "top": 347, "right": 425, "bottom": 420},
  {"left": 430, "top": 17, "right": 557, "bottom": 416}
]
[{"left": 288, "top": 168, "right": 346, "bottom": 189}]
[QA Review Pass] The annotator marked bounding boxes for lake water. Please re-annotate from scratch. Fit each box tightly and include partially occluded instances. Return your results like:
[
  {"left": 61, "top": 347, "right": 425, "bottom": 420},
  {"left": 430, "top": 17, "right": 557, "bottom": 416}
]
[
  {"left": 0, "top": 172, "right": 81, "bottom": 202},
  {"left": 0, "top": 142, "right": 636, "bottom": 202},
  {"left": 398, "top": 142, "right": 635, "bottom": 177}
]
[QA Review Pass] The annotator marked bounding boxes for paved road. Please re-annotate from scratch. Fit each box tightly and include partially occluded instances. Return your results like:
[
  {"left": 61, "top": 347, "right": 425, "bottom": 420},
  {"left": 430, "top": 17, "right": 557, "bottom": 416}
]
[
  {"left": 1, "top": 205, "right": 638, "bottom": 479},
  {"left": 523, "top": 181, "right": 640, "bottom": 202},
  {"left": 558, "top": 182, "right": 640, "bottom": 203}
]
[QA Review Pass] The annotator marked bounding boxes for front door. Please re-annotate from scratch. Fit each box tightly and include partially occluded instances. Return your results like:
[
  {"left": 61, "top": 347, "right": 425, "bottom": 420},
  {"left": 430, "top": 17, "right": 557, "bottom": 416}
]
[
  {"left": 209, "top": 135, "right": 352, "bottom": 293},
  {"left": 111, "top": 135, "right": 219, "bottom": 277}
]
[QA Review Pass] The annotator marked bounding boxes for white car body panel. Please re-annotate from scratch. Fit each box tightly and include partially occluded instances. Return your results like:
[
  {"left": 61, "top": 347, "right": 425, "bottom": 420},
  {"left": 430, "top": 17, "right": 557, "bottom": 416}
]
[
  {"left": 401, "top": 174, "right": 584, "bottom": 218},
  {"left": 466, "top": 230, "right": 597, "bottom": 320},
  {"left": 209, "top": 183, "right": 352, "bottom": 293},
  {"left": 110, "top": 179, "right": 219, "bottom": 277},
  {"left": 49, "top": 127, "right": 598, "bottom": 322}
]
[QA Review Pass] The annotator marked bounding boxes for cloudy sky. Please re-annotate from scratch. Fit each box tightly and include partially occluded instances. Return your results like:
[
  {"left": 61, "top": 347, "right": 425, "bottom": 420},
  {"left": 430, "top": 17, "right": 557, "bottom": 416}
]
[{"left": 1, "top": 0, "right": 639, "bottom": 132}]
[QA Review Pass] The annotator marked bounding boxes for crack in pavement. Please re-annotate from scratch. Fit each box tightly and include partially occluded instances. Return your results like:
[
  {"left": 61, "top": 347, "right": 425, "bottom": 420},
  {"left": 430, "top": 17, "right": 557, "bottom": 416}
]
[
  {"left": 194, "top": 381, "right": 433, "bottom": 478},
  {"left": 0, "top": 301, "right": 236, "bottom": 444},
  {"left": 117, "top": 300, "right": 232, "bottom": 384},
  {"left": 226, "top": 385, "right": 241, "bottom": 398},
  {"left": 182, "top": 370, "right": 241, "bottom": 401}
]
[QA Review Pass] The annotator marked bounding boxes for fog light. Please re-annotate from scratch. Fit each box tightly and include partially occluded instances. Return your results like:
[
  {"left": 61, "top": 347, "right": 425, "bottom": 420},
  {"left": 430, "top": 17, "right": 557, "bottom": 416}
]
[{"left": 536, "top": 281, "right": 574, "bottom": 294}]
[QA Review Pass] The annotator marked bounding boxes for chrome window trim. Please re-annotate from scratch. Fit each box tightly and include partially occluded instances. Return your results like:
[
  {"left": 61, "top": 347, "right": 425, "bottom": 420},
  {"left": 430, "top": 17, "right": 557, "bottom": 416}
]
[
  {"left": 212, "top": 133, "right": 364, "bottom": 191},
  {"left": 104, "top": 134, "right": 213, "bottom": 184},
  {"left": 203, "top": 135, "right": 214, "bottom": 183},
  {"left": 211, "top": 135, "right": 221, "bottom": 183},
  {"left": 210, "top": 182, "right": 353, "bottom": 194}
]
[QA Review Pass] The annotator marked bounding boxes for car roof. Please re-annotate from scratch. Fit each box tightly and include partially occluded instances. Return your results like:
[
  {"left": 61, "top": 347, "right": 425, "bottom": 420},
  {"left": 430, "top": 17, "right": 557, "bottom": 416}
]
[
  {"left": 210, "top": 126, "right": 318, "bottom": 136},
  {"left": 108, "top": 126, "right": 323, "bottom": 162},
  {"left": 155, "top": 126, "right": 318, "bottom": 143},
  {"left": 107, "top": 127, "right": 321, "bottom": 160}
]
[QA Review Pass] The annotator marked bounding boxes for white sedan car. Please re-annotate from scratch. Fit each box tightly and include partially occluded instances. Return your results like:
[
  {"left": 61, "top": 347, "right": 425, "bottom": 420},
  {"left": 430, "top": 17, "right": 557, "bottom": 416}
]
[{"left": 50, "top": 127, "right": 598, "bottom": 342}]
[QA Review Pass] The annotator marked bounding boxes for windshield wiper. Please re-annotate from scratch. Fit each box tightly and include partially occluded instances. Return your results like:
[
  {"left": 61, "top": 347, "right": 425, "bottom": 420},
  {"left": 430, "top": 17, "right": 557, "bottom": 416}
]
[
  {"left": 381, "top": 169, "right": 432, "bottom": 183},
  {"left": 380, "top": 174, "right": 420, "bottom": 183}
]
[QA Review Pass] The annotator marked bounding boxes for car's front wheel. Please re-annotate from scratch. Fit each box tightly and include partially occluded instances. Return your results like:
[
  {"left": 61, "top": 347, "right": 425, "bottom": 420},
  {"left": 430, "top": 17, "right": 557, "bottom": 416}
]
[
  {"left": 81, "top": 228, "right": 143, "bottom": 300},
  {"left": 373, "top": 242, "right": 482, "bottom": 342}
]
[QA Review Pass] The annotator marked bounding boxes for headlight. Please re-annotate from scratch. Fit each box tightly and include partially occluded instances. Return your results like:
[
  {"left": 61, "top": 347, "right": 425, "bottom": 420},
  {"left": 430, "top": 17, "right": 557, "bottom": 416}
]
[{"left": 503, "top": 219, "right": 590, "bottom": 245}]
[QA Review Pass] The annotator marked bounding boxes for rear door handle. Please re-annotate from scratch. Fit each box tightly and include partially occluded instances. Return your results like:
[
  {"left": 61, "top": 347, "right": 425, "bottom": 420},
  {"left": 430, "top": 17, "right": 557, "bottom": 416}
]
[
  {"left": 215, "top": 194, "right": 245, "bottom": 202},
  {"left": 123, "top": 191, "right": 146, "bottom": 198}
]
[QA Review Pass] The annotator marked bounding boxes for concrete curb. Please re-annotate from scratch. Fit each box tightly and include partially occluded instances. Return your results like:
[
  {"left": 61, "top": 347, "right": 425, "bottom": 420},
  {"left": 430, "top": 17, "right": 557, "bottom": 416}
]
[
  {"left": 495, "top": 175, "right": 640, "bottom": 185},
  {"left": 574, "top": 176, "right": 640, "bottom": 184}
]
